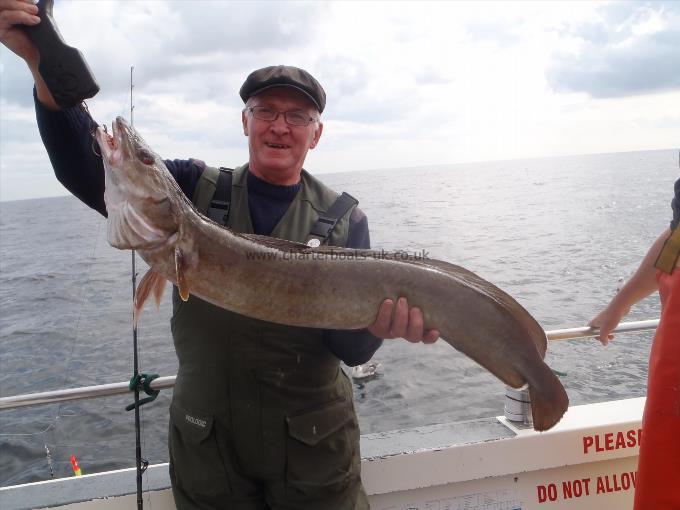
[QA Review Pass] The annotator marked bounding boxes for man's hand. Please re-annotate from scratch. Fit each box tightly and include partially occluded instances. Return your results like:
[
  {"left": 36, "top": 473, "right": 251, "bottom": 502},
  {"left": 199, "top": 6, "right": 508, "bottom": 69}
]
[
  {"left": 0, "top": 0, "right": 40, "bottom": 65},
  {"left": 368, "top": 297, "right": 440, "bottom": 343},
  {"left": 1, "top": 0, "right": 58, "bottom": 109}
]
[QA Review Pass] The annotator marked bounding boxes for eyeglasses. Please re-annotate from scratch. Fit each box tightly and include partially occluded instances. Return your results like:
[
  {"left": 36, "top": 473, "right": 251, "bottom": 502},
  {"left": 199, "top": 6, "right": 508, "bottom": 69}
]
[{"left": 246, "top": 106, "right": 317, "bottom": 127}]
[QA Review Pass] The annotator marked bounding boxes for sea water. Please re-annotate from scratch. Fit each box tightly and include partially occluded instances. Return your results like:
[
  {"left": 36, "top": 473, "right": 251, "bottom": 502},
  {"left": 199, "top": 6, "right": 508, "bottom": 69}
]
[{"left": 0, "top": 149, "right": 675, "bottom": 485}]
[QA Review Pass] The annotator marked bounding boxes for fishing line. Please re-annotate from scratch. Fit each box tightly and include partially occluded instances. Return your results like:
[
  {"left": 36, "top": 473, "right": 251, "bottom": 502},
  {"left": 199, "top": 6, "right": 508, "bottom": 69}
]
[
  {"left": 42, "top": 208, "right": 105, "bottom": 472},
  {"left": 0, "top": 203, "right": 104, "bottom": 483},
  {"left": 0, "top": 419, "right": 57, "bottom": 438}
]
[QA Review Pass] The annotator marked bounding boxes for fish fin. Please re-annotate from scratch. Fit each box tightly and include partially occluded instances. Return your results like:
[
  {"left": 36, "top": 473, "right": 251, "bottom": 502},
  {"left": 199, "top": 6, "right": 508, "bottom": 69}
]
[
  {"left": 240, "top": 233, "right": 375, "bottom": 255},
  {"left": 239, "top": 233, "right": 311, "bottom": 253},
  {"left": 242, "top": 234, "right": 390, "bottom": 259},
  {"left": 528, "top": 365, "right": 570, "bottom": 431},
  {"left": 153, "top": 276, "right": 167, "bottom": 309},
  {"left": 175, "top": 247, "right": 190, "bottom": 301},
  {"left": 134, "top": 269, "right": 167, "bottom": 326},
  {"left": 107, "top": 200, "right": 171, "bottom": 251}
]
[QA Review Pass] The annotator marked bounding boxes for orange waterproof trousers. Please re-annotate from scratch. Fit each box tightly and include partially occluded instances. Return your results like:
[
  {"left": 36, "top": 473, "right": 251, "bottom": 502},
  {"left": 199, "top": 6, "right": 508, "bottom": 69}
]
[{"left": 633, "top": 269, "right": 680, "bottom": 510}]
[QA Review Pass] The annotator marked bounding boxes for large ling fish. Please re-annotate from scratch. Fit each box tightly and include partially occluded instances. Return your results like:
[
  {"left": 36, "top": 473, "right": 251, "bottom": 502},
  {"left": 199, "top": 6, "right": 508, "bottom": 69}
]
[{"left": 96, "top": 117, "right": 569, "bottom": 431}]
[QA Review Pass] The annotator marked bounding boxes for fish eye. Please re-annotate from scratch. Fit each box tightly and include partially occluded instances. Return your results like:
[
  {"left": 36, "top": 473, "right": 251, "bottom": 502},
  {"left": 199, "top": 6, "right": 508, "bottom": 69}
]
[{"left": 137, "top": 148, "right": 154, "bottom": 165}]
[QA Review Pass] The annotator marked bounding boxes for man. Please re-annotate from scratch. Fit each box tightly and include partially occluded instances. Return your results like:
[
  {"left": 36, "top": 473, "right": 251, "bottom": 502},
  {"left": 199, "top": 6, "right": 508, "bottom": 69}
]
[{"left": 1, "top": 2, "right": 439, "bottom": 508}]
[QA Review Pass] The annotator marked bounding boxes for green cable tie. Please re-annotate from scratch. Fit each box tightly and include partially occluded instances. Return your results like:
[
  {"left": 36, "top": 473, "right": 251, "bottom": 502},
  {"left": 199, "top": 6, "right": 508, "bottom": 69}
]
[{"left": 126, "top": 373, "right": 160, "bottom": 411}]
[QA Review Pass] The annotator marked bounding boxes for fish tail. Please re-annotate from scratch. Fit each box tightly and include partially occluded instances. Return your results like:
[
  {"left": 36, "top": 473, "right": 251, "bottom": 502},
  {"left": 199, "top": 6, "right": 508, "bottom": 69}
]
[
  {"left": 528, "top": 365, "right": 570, "bottom": 431},
  {"left": 134, "top": 269, "right": 167, "bottom": 326}
]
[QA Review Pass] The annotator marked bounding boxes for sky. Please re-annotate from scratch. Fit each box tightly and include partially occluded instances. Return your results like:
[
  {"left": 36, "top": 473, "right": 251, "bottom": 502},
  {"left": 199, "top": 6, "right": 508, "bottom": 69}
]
[{"left": 1, "top": 0, "right": 679, "bottom": 201}]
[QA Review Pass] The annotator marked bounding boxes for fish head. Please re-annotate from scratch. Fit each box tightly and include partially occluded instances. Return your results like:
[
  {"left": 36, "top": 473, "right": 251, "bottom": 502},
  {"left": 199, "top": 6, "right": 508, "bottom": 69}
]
[
  {"left": 97, "top": 117, "right": 166, "bottom": 196},
  {"left": 96, "top": 117, "right": 180, "bottom": 251}
]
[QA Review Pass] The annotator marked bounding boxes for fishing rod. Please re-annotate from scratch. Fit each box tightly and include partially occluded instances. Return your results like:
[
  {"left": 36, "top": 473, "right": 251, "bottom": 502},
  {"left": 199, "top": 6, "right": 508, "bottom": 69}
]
[{"left": 129, "top": 65, "right": 146, "bottom": 510}]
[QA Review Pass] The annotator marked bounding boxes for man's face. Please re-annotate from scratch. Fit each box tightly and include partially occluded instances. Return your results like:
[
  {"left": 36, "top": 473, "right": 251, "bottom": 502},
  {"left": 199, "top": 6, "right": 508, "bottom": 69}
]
[{"left": 242, "top": 88, "right": 323, "bottom": 185}]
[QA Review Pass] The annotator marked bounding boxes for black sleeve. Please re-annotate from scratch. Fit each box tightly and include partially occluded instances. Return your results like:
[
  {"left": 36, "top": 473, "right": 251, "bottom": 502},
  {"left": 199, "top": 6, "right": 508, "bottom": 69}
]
[
  {"left": 323, "top": 206, "right": 383, "bottom": 367},
  {"left": 35, "top": 89, "right": 107, "bottom": 215},
  {"left": 671, "top": 178, "right": 680, "bottom": 231},
  {"left": 34, "top": 90, "right": 206, "bottom": 215}
]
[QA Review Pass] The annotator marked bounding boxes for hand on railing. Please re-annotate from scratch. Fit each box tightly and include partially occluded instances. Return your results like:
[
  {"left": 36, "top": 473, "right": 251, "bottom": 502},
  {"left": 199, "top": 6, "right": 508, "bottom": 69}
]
[{"left": 588, "top": 304, "right": 631, "bottom": 346}]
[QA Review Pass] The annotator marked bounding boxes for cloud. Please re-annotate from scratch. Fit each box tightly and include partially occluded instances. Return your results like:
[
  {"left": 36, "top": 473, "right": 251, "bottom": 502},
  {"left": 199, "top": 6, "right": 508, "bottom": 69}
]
[
  {"left": 166, "top": 1, "right": 325, "bottom": 55},
  {"left": 464, "top": 19, "right": 522, "bottom": 48},
  {"left": 0, "top": 0, "right": 326, "bottom": 109},
  {"left": 0, "top": 50, "right": 39, "bottom": 108},
  {"left": 414, "top": 66, "right": 452, "bottom": 86},
  {"left": 547, "top": 1, "right": 680, "bottom": 97},
  {"left": 316, "top": 56, "right": 369, "bottom": 98},
  {"left": 1, "top": 1, "right": 680, "bottom": 202}
]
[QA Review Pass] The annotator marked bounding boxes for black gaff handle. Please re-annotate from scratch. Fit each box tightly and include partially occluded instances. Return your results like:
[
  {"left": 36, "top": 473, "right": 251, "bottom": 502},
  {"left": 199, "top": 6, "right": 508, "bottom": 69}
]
[{"left": 24, "top": 0, "right": 99, "bottom": 108}]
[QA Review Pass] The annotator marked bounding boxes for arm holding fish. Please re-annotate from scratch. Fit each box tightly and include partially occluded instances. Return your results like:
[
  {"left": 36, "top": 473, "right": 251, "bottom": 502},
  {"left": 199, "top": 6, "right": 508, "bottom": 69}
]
[
  {"left": 35, "top": 92, "right": 107, "bottom": 213},
  {"left": 4, "top": 8, "right": 112, "bottom": 217},
  {"left": 324, "top": 210, "right": 439, "bottom": 360},
  {"left": 0, "top": 0, "right": 204, "bottom": 218},
  {"left": 344, "top": 217, "right": 435, "bottom": 346},
  {"left": 34, "top": 92, "right": 206, "bottom": 217},
  {"left": 589, "top": 229, "right": 668, "bottom": 345},
  {"left": 322, "top": 209, "right": 384, "bottom": 365},
  {"left": 345, "top": 208, "right": 441, "bottom": 344}
]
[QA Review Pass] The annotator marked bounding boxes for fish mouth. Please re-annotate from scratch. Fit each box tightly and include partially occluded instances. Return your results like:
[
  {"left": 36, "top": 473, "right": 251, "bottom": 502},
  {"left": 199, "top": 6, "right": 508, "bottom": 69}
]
[
  {"left": 97, "top": 117, "right": 144, "bottom": 167},
  {"left": 96, "top": 118, "right": 125, "bottom": 167}
]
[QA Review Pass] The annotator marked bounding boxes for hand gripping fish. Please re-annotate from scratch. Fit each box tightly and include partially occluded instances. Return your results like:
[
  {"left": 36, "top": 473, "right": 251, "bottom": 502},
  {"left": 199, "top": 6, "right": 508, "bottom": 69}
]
[{"left": 96, "top": 117, "right": 569, "bottom": 431}]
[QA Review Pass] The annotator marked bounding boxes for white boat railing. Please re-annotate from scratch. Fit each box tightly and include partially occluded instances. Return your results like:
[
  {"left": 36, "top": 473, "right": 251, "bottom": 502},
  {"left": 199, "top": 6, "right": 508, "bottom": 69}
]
[
  {"left": 0, "top": 319, "right": 659, "bottom": 411},
  {"left": 546, "top": 318, "right": 659, "bottom": 340}
]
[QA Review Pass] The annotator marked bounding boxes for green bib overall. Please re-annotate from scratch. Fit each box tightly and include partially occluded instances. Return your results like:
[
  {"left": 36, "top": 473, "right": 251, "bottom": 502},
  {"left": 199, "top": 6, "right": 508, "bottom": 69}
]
[{"left": 168, "top": 165, "right": 369, "bottom": 509}]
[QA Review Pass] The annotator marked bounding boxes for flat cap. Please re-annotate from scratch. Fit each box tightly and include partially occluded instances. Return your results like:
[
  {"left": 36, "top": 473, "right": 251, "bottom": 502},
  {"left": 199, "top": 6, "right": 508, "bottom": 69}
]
[{"left": 240, "top": 65, "right": 326, "bottom": 113}]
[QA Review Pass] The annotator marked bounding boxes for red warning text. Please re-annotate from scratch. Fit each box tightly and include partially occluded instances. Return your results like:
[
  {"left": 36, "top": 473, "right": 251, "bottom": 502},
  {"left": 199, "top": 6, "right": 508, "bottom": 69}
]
[
  {"left": 596, "top": 471, "right": 637, "bottom": 494},
  {"left": 536, "top": 471, "right": 637, "bottom": 504},
  {"left": 537, "top": 479, "right": 592, "bottom": 503},
  {"left": 582, "top": 428, "right": 641, "bottom": 454}
]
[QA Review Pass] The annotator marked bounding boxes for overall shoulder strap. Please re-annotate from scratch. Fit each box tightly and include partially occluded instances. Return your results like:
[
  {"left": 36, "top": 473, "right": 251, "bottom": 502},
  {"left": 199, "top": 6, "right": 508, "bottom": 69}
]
[
  {"left": 655, "top": 225, "right": 680, "bottom": 274},
  {"left": 307, "top": 191, "right": 358, "bottom": 246},
  {"left": 192, "top": 166, "right": 233, "bottom": 225}
]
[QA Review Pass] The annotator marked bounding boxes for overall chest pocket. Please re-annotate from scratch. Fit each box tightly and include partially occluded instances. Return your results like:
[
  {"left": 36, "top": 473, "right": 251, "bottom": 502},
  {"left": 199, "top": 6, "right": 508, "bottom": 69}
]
[
  {"left": 169, "top": 401, "right": 232, "bottom": 500},
  {"left": 285, "top": 397, "right": 361, "bottom": 496}
]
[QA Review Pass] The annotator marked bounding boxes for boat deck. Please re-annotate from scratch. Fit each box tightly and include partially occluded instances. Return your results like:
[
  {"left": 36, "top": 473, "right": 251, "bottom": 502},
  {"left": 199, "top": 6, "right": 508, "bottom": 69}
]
[{"left": 0, "top": 398, "right": 644, "bottom": 510}]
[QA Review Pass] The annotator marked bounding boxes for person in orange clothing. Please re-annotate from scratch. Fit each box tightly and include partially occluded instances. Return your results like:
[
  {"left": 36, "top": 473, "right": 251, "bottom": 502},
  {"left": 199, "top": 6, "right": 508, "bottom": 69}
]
[{"left": 590, "top": 178, "right": 680, "bottom": 510}]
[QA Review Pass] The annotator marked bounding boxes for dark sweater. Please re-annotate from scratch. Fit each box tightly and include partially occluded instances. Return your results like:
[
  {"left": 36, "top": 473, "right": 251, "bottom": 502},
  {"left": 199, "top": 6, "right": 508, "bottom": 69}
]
[{"left": 34, "top": 93, "right": 381, "bottom": 366}]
